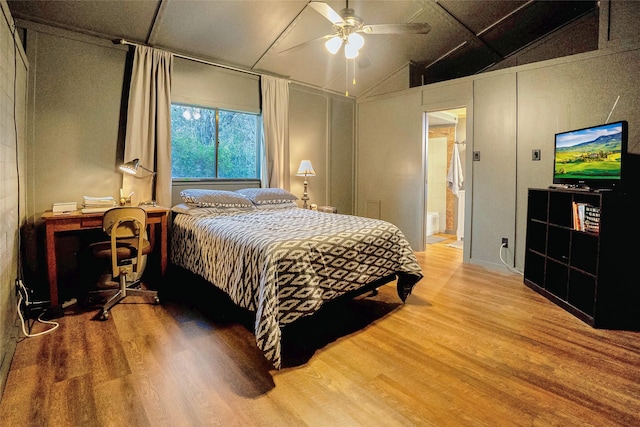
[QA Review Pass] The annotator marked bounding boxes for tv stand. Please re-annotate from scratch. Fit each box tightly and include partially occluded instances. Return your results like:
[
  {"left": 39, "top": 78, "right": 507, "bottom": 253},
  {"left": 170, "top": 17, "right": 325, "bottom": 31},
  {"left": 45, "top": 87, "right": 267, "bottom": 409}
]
[{"left": 524, "top": 187, "right": 640, "bottom": 330}]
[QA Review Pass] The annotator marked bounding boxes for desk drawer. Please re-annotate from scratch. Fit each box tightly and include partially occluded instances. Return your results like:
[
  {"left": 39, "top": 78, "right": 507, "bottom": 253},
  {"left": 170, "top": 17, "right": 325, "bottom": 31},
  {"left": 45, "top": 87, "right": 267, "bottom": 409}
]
[{"left": 80, "top": 218, "right": 103, "bottom": 228}]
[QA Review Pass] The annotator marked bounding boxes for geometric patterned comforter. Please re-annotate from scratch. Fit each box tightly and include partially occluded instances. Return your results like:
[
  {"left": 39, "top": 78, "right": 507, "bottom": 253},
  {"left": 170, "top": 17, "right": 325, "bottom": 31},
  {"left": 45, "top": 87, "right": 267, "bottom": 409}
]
[{"left": 171, "top": 207, "right": 423, "bottom": 368}]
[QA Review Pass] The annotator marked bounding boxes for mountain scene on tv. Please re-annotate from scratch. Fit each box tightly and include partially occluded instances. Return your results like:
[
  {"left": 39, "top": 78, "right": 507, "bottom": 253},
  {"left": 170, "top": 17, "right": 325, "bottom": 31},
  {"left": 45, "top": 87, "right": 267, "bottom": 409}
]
[{"left": 555, "top": 130, "right": 622, "bottom": 179}]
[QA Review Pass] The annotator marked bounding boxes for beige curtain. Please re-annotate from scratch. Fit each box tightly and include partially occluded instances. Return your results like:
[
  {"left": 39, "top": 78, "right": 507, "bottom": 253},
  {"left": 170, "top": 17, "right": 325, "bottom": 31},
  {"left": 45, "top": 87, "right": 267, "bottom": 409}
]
[
  {"left": 260, "top": 75, "right": 290, "bottom": 189},
  {"left": 122, "top": 45, "right": 173, "bottom": 207}
]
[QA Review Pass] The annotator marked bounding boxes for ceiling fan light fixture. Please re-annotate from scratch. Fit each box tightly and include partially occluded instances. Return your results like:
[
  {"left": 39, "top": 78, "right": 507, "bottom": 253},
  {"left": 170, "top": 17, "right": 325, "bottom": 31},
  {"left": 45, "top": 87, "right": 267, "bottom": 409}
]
[
  {"left": 347, "top": 32, "right": 364, "bottom": 50},
  {"left": 325, "top": 36, "right": 342, "bottom": 55},
  {"left": 344, "top": 43, "right": 359, "bottom": 59}
]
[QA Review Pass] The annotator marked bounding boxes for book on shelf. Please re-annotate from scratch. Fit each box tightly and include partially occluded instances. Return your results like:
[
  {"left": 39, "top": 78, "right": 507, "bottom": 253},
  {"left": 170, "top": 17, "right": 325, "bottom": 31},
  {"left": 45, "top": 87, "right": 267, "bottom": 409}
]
[
  {"left": 572, "top": 201, "right": 600, "bottom": 233},
  {"left": 584, "top": 205, "right": 601, "bottom": 233}
]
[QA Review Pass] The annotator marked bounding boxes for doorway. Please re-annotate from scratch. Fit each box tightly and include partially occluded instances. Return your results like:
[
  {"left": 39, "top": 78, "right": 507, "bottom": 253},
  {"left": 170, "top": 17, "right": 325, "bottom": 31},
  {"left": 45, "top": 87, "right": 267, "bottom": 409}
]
[{"left": 425, "top": 108, "right": 467, "bottom": 250}]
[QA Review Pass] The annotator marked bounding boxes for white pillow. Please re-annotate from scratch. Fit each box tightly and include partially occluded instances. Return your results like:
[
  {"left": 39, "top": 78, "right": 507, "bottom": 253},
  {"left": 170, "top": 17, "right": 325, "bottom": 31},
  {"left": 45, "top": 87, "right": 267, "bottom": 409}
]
[
  {"left": 180, "top": 189, "right": 254, "bottom": 208},
  {"left": 236, "top": 187, "right": 298, "bottom": 205}
]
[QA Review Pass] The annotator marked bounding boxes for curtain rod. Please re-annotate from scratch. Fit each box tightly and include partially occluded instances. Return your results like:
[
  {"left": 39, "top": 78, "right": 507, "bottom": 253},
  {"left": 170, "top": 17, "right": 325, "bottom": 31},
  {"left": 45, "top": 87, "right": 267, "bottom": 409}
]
[{"left": 114, "top": 39, "right": 289, "bottom": 80}]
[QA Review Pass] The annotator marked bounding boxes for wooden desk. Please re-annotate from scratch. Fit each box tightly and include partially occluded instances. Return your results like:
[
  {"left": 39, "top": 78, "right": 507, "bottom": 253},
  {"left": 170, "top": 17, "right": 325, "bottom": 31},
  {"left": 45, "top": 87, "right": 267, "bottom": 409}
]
[{"left": 41, "top": 206, "right": 169, "bottom": 311}]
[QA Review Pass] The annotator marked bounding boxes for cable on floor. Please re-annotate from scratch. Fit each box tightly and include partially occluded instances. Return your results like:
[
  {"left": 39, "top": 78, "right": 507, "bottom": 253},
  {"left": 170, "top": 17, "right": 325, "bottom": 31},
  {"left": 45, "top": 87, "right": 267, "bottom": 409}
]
[
  {"left": 16, "top": 281, "right": 59, "bottom": 337},
  {"left": 499, "top": 243, "right": 524, "bottom": 275}
]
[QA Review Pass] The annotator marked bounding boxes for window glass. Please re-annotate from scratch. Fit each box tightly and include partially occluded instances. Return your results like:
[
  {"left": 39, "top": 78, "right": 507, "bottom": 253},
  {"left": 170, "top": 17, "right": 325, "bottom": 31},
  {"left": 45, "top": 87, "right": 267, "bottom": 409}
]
[
  {"left": 171, "top": 104, "right": 259, "bottom": 179},
  {"left": 218, "top": 110, "right": 258, "bottom": 178}
]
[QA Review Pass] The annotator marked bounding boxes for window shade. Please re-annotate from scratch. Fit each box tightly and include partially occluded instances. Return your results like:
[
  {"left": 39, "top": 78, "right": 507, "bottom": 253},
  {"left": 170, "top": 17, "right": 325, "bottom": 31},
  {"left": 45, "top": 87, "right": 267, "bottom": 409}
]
[{"left": 171, "top": 57, "right": 260, "bottom": 114}]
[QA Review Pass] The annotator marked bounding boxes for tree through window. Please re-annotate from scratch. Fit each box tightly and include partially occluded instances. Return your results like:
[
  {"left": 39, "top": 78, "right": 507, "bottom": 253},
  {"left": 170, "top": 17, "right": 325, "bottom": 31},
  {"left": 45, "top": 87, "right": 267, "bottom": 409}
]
[{"left": 171, "top": 104, "right": 260, "bottom": 179}]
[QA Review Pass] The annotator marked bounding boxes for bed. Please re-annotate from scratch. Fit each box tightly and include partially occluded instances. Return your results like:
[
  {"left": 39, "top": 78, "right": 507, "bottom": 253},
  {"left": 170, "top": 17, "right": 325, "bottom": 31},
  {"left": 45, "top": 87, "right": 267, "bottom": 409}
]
[{"left": 170, "top": 188, "right": 423, "bottom": 368}]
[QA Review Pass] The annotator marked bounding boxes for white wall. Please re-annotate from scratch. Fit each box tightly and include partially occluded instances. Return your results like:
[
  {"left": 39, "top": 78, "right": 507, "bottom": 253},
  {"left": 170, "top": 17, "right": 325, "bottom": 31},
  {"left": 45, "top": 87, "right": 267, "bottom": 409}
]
[
  {"left": 289, "top": 87, "right": 329, "bottom": 210},
  {"left": 426, "top": 136, "right": 447, "bottom": 231},
  {"left": 329, "top": 96, "right": 355, "bottom": 214},
  {"left": 471, "top": 72, "right": 517, "bottom": 267},
  {"left": 0, "top": 0, "right": 28, "bottom": 396}
]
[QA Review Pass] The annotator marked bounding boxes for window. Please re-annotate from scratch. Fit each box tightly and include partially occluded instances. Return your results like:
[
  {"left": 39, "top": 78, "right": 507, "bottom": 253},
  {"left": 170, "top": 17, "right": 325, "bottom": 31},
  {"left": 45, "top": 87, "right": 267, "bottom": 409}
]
[{"left": 171, "top": 104, "right": 260, "bottom": 179}]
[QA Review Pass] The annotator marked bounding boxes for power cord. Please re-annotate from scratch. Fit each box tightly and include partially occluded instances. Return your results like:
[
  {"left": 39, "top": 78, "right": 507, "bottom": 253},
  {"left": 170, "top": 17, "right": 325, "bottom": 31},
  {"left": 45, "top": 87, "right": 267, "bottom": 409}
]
[
  {"left": 499, "top": 243, "right": 523, "bottom": 275},
  {"left": 16, "top": 280, "right": 59, "bottom": 337}
]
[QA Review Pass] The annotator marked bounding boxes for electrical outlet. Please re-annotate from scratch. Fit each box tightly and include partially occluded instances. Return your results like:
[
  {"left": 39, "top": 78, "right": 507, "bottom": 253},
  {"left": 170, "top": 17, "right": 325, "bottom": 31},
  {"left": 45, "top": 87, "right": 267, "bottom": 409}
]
[
  {"left": 16, "top": 279, "right": 27, "bottom": 299},
  {"left": 502, "top": 237, "right": 508, "bottom": 248}
]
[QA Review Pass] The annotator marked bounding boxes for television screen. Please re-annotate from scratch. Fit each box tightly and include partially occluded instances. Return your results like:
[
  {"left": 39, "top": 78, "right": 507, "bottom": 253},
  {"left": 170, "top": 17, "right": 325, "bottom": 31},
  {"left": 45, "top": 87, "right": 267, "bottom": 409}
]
[{"left": 553, "top": 120, "right": 628, "bottom": 190}]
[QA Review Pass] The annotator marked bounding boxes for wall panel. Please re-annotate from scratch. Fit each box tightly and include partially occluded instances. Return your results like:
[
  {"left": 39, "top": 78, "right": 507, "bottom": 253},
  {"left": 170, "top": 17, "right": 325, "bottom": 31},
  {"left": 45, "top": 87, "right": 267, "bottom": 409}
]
[
  {"left": 0, "top": 0, "right": 28, "bottom": 396},
  {"left": 471, "top": 73, "right": 517, "bottom": 267},
  {"left": 357, "top": 90, "right": 424, "bottom": 250}
]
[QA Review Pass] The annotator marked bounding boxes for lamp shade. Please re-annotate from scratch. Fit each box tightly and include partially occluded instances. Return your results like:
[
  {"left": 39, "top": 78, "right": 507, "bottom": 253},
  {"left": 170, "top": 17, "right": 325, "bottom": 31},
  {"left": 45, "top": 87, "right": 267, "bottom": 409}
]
[
  {"left": 344, "top": 44, "right": 359, "bottom": 59},
  {"left": 296, "top": 160, "right": 316, "bottom": 177},
  {"left": 348, "top": 33, "right": 365, "bottom": 50},
  {"left": 119, "top": 158, "right": 140, "bottom": 175},
  {"left": 325, "top": 36, "right": 342, "bottom": 55},
  {"left": 120, "top": 158, "right": 155, "bottom": 176}
]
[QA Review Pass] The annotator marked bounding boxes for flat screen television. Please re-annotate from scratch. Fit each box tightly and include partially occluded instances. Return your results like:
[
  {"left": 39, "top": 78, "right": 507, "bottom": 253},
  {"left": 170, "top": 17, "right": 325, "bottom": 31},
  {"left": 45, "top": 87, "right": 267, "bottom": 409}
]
[{"left": 553, "top": 120, "right": 628, "bottom": 190}]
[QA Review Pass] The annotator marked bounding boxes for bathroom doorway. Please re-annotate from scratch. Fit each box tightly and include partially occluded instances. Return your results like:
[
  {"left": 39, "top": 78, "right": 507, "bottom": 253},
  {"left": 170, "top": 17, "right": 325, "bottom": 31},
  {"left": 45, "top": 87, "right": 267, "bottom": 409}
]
[{"left": 425, "top": 108, "right": 467, "bottom": 251}]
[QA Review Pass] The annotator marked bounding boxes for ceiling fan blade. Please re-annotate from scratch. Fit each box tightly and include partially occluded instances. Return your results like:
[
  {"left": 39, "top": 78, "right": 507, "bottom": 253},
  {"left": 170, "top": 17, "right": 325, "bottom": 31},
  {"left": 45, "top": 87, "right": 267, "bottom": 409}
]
[
  {"left": 279, "top": 34, "right": 335, "bottom": 55},
  {"left": 362, "top": 23, "right": 431, "bottom": 35},
  {"left": 309, "top": 2, "right": 344, "bottom": 25}
]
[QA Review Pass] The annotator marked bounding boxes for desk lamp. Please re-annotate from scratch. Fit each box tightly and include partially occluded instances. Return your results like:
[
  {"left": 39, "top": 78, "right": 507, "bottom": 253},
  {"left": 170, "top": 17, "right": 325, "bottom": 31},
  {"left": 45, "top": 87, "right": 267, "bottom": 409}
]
[
  {"left": 296, "top": 160, "right": 316, "bottom": 209},
  {"left": 120, "top": 158, "right": 157, "bottom": 206}
]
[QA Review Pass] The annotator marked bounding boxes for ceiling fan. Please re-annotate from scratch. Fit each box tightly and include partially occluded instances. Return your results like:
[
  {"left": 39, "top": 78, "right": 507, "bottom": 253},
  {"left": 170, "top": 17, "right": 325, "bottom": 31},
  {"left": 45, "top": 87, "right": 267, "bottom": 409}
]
[{"left": 281, "top": 1, "right": 431, "bottom": 60}]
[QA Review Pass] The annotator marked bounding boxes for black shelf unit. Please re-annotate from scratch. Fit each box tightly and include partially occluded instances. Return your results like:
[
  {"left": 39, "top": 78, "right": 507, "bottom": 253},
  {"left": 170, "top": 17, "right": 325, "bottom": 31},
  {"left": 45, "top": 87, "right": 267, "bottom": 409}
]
[{"left": 523, "top": 188, "right": 640, "bottom": 330}]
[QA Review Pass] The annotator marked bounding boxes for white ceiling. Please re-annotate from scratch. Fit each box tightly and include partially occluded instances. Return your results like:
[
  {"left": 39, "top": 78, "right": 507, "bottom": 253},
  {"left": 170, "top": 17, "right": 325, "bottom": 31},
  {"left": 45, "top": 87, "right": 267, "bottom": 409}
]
[{"left": 7, "top": 0, "right": 598, "bottom": 98}]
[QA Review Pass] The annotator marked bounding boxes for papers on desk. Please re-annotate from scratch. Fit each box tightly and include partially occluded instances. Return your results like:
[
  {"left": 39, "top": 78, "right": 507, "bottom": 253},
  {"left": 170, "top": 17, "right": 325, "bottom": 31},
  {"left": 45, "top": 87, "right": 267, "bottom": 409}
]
[
  {"left": 81, "top": 196, "right": 117, "bottom": 213},
  {"left": 52, "top": 202, "right": 78, "bottom": 214},
  {"left": 81, "top": 207, "right": 114, "bottom": 213}
]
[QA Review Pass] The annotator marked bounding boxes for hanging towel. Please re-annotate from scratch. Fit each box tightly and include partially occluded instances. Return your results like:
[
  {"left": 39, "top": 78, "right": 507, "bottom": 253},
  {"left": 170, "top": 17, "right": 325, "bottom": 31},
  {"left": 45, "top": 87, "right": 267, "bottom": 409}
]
[{"left": 447, "top": 144, "right": 464, "bottom": 196}]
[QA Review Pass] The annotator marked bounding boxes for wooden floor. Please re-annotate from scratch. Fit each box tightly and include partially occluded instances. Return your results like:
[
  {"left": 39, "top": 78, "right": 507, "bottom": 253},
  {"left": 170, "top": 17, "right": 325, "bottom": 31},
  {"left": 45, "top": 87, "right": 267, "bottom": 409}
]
[{"left": 2, "top": 234, "right": 640, "bottom": 426}]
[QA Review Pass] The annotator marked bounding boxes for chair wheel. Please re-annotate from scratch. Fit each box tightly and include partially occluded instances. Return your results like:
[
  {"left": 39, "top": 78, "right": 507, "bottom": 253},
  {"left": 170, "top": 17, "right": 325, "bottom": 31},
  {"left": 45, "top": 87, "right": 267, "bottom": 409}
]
[
  {"left": 101, "top": 310, "right": 109, "bottom": 320},
  {"left": 154, "top": 296, "right": 160, "bottom": 304}
]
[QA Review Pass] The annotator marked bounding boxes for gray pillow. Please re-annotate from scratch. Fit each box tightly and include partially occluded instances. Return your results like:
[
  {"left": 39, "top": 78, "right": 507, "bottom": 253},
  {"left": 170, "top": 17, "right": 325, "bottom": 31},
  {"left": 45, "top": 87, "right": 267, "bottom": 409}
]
[
  {"left": 236, "top": 188, "right": 298, "bottom": 205},
  {"left": 180, "top": 189, "right": 254, "bottom": 208}
]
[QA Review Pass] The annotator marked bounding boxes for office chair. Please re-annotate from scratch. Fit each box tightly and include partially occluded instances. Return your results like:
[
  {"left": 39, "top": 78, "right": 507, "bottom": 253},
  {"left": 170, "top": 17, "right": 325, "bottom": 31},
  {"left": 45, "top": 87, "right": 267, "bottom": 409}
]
[{"left": 88, "top": 207, "right": 159, "bottom": 320}]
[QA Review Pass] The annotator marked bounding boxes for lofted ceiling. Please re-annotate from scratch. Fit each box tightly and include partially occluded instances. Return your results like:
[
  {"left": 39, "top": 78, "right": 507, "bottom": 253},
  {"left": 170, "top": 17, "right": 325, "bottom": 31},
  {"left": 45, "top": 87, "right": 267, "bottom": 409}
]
[{"left": 7, "top": 0, "right": 598, "bottom": 98}]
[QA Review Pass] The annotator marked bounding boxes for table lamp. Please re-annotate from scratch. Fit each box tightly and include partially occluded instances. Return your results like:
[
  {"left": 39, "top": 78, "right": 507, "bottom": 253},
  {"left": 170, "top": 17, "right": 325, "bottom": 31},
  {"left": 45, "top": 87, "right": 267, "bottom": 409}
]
[{"left": 296, "top": 160, "right": 316, "bottom": 209}]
